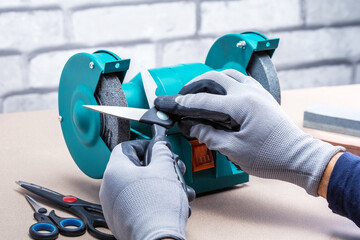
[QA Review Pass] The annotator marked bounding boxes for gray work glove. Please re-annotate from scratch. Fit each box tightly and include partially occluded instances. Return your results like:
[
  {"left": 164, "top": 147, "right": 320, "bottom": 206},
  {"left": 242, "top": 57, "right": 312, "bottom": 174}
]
[
  {"left": 100, "top": 140, "right": 189, "bottom": 240},
  {"left": 155, "top": 69, "right": 344, "bottom": 196}
]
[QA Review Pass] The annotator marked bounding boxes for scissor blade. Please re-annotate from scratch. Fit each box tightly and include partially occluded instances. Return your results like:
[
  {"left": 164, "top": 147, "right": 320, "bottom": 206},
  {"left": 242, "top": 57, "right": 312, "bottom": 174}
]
[
  {"left": 141, "top": 69, "right": 158, "bottom": 108},
  {"left": 16, "top": 181, "right": 67, "bottom": 207},
  {"left": 83, "top": 105, "right": 147, "bottom": 121},
  {"left": 25, "top": 194, "right": 45, "bottom": 214},
  {"left": 16, "top": 181, "right": 62, "bottom": 196}
]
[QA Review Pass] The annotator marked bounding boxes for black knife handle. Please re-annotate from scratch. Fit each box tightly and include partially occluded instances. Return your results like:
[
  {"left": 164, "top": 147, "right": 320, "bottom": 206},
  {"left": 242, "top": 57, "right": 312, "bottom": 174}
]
[{"left": 139, "top": 107, "right": 174, "bottom": 129}]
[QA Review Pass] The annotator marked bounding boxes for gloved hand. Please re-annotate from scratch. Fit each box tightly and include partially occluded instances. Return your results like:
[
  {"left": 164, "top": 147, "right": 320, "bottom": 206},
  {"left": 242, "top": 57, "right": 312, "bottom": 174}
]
[
  {"left": 155, "top": 69, "right": 344, "bottom": 196},
  {"left": 99, "top": 140, "right": 189, "bottom": 240}
]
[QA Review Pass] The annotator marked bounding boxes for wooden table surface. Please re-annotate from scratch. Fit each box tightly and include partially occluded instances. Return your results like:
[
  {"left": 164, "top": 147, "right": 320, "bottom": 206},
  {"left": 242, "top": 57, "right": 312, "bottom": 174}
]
[{"left": 1, "top": 84, "right": 360, "bottom": 239}]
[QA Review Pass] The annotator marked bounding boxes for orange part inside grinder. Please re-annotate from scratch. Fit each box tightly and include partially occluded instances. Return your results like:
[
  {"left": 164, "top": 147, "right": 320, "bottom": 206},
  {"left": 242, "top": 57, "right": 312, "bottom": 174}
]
[{"left": 190, "top": 140, "right": 215, "bottom": 172}]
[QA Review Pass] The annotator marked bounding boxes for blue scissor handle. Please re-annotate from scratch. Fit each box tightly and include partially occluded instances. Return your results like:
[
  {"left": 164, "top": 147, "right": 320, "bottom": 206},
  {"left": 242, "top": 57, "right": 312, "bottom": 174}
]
[
  {"left": 30, "top": 211, "right": 86, "bottom": 239},
  {"left": 29, "top": 222, "right": 58, "bottom": 240},
  {"left": 48, "top": 210, "right": 86, "bottom": 237}
]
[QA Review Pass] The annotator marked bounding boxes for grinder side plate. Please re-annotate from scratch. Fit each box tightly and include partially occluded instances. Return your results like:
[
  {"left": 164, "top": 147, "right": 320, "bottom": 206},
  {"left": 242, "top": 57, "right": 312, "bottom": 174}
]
[{"left": 59, "top": 52, "right": 130, "bottom": 178}]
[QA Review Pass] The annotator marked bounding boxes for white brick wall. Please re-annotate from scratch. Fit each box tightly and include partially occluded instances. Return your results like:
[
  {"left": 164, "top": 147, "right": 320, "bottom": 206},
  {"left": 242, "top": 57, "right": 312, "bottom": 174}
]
[
  {"left": 72, "top": 3, "right": 196, "bottom": 44},
  {"left": 162, "top": 38, "right": 215, "bottom": 66},
  {"left": 278, "top": 65, "right": 353, "bottom": 89},
  {"left": 200, "top": 0, "right": 302, "bottom": 34},
  {"left": 0, "top": 10, "right": 65, "bottom": 51},
  {"left": 272, "top": 26, "right": 360, "bottom": 68},
  {"left": 0, "top": 56, "right": 24, "bottom": 96},
  {"left": 305, "top": 0, "right": 360, "bottom": 26},
  {"left": 0, "top": 0, "right": 359, "bottom": 113}
]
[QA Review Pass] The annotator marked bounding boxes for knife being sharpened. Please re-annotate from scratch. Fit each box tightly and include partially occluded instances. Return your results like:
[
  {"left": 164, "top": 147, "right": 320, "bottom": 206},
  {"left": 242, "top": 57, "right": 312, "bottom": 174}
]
[{"left": 82, "top": 105, "right": 174, "bottom": 129}]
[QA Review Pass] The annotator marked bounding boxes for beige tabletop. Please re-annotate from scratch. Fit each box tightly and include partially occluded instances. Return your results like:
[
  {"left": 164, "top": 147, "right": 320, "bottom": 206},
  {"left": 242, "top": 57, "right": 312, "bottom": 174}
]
[{"left": 1, "top": 84, "right": 360, "bottom": 239}]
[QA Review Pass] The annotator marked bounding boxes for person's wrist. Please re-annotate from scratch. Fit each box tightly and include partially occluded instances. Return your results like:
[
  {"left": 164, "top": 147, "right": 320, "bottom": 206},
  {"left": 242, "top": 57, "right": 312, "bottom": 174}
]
[{"left": 317, "top": 152, "right": 344, "bottom": 198}]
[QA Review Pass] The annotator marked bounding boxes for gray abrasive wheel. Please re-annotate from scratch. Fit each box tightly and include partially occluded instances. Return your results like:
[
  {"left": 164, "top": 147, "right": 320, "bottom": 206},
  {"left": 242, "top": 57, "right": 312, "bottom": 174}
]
[
  {"left": 247, "top": 52, "right": 281, "bottom": 104},
  {"left": 95, "top": 74, "right": 130, "bottom": 150}
]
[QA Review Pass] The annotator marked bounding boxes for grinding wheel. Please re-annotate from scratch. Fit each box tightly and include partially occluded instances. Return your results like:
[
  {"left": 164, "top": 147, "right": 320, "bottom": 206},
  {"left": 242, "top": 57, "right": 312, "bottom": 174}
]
[
  {"left": 95, "top": 74, "right": 130, "bottom": 150},
  {"left": 58, "top": 51, "right": 131, "bottom": 179},
  {"left": 204, "top": 33, "right": 281, "bottom": 104},
  {"left": 247, "top": 52, "right": 281, "bottom": 104}
]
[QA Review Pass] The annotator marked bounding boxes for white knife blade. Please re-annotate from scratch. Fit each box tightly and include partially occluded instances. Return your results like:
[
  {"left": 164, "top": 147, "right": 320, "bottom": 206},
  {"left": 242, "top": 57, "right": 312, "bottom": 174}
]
[
  {"left": 83, "top": 105, "right": 174, "bottom": 128},
  {"left": 83, "top": 105, "right": 147, "bottom": 121}
]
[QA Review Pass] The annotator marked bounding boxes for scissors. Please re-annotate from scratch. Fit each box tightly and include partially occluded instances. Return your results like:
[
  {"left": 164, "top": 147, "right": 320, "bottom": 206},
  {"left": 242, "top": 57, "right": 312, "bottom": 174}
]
[
  {"left": 83, "top": 69, "right": 195, "bottom": 202},
  {"left": 25, "top": 193, "right": 85, "bottom": 240},
  {"left": 17, "top": 181, "right": 115, "bottom": 240}
]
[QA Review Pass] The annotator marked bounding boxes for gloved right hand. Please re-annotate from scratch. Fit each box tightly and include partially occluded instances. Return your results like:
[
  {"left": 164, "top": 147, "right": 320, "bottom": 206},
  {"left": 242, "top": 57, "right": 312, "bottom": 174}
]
[{"left": 155, "top": 69, "right": 344, "bottom": 196}]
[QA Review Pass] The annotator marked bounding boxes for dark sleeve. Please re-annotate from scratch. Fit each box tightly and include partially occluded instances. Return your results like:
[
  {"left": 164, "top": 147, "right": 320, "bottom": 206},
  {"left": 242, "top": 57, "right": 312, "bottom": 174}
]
[{"left": 327, "top": 152, "right": 360, "bottom": 227}]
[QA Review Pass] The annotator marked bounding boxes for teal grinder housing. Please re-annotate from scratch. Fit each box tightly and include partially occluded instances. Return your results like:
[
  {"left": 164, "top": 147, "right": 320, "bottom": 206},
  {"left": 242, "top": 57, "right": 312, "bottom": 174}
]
[{"left": 58, "top": 31, "right": 280, "bottom": 194}]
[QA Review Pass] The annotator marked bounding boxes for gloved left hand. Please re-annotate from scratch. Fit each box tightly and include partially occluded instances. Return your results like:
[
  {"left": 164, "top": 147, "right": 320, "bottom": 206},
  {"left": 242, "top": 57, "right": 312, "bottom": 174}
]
[{"left": 99, "top": 140, "right": 189, "bottom": 240}]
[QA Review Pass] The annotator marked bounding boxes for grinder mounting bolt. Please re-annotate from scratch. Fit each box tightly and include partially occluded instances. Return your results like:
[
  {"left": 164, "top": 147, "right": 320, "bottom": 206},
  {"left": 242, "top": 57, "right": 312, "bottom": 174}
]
[
  {"left": 236, "top": 41, "right": 246, "bottom": 49},
  {"left": 89, "top": 62, "right": 94, "bottom": 69}
]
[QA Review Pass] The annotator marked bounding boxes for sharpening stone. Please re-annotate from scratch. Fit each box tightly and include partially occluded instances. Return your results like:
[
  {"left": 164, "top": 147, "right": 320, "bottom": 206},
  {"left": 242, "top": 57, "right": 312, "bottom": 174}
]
[{"left": 303, "top": 103, "right": 360, "bottom": 137}]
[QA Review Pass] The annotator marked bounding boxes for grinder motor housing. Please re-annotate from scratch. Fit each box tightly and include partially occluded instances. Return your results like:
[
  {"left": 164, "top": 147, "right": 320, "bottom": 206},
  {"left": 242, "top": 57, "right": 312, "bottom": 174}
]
[{"left": 58, "top": 31, "right": 280, "bottom": 194}]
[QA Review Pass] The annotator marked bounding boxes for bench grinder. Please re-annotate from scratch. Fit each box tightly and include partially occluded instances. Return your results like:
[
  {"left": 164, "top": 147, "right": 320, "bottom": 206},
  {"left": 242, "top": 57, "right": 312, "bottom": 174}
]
[{"left": 58, "top": 31, "right": 281, "bottom": 194}]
